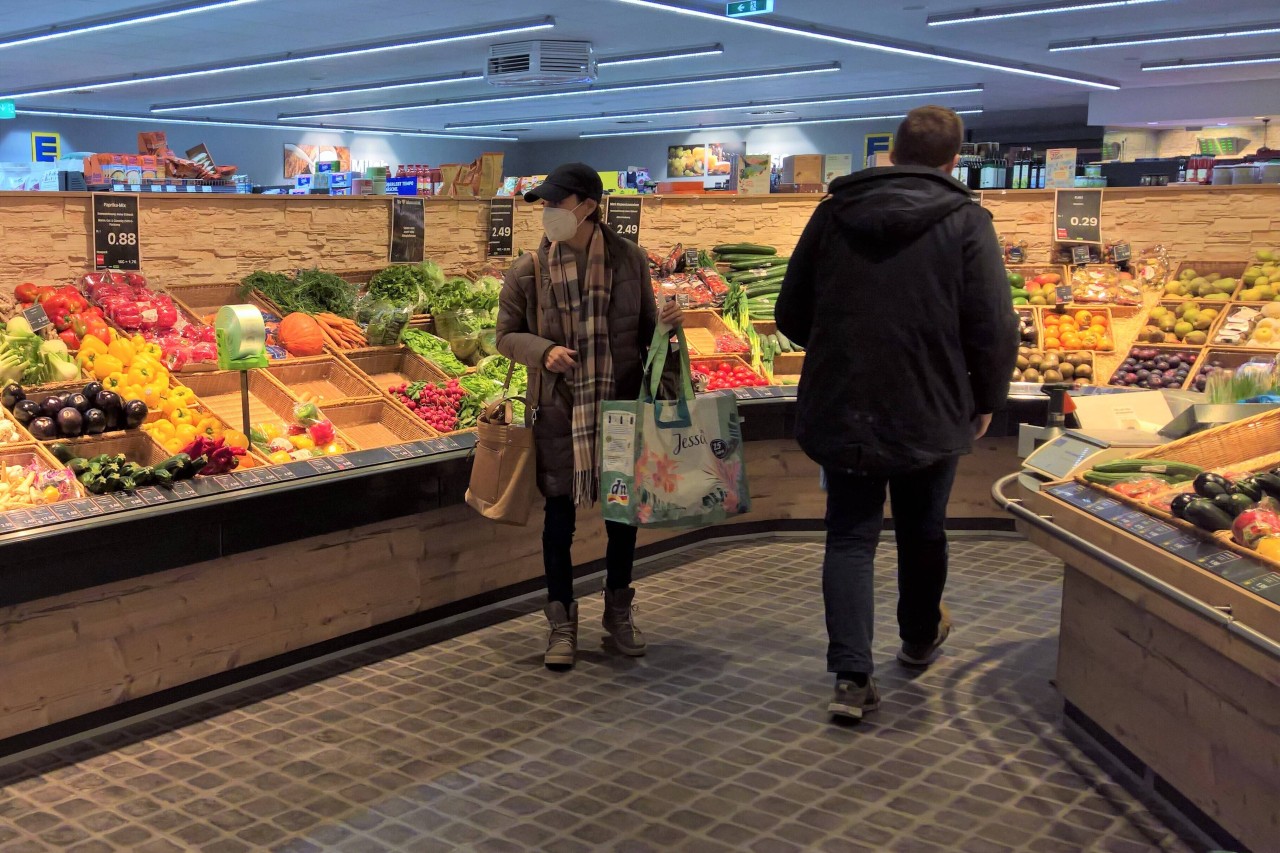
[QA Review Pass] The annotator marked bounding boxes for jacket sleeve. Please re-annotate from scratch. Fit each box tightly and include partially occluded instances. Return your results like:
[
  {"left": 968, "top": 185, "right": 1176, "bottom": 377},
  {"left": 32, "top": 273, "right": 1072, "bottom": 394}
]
[
  {"left": 960, "top": 210, "right": 1019, "bottom": 414},
  {"left": 496, "top": 254, "right": 556, "bottom": 370},
  {"left": 775, "top": 202, "right": 828, "bottom": 348}
]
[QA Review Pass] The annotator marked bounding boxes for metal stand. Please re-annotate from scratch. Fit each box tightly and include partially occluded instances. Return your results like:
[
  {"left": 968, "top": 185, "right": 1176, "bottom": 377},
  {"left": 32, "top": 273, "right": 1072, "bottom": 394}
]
[{"left": 239, "top": 370, "right": 251, "bottom": 437}]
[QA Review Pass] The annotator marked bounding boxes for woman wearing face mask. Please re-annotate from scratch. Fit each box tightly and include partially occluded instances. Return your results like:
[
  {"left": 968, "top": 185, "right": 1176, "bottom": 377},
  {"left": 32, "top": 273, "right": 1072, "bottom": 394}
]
[{"left": 497, "top": 163, "right": 683, "bottom": 669}]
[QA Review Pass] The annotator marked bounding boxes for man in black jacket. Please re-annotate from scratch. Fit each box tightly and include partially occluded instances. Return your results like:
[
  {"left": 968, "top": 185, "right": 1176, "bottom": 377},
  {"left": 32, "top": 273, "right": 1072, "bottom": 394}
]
[{"left": 776, "top": 106, "right": 1017, "bottom": 722}]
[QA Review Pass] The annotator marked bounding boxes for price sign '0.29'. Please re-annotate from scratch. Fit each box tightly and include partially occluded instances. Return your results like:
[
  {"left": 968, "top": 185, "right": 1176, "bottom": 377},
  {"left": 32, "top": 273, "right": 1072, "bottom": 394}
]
[
  {"left": 93, "top": 193, "right": 141, "bottom": 270},
  {"left": 1054, "top": 189, "right": 1103, "bottom": 245}
]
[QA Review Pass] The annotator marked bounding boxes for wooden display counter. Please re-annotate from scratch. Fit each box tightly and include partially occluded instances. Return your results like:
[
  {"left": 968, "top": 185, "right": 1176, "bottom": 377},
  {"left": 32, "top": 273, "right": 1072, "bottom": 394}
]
[
  {"left": 1015, "top": 480, "right": 1280, "bottom": 852},
  {"left": 0, "top": 399, "right": 1019, "bottom": 751}
]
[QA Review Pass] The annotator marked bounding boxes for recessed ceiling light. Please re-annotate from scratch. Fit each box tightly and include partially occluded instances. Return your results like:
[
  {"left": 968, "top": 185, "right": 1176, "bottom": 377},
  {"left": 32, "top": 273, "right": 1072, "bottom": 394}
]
[
  {"left": 1217, "top": 122, "right": 1230, "bottom": 126},
  {"left": 610, "top": 0, "right": 1117, "bottom": 88},
  {"left": 0, "top": 0, "right": 263, "bottom": 49},
  {"left": 500, "top": 128, "right": 530, "bottom": 132},
  {"left": 1142, "top": 52, "right": 1280, "bottom": 70},
  {"left": 748, "top": 109, "right": 793, "bottom": 116},
  {"left": 152, "top": 71, "right": 481, "bottom": 112},
  {"left": 598, "top": 44, "right": 723, "bottom": 66},
  {"left": 279, "top": 62, "right": 841, "bottom": 120},
  {"left": 1051, "top": 21, "right": 1280, "bottom": 51},
  {"left": 2, "top": 17, "right": 553, "bottom": 99},
  {"left": 615, "top": 120, "right": 652, "bottom": 124},
  {"left": 1147, "top": 121, "right": 1158, "bottom": 125},
  {"left": 579, "top": 108, "right": 983, "bottom": 138},
  {"left": 445, "top": 85, "right": 983, "bottom": 130},
  {"left": 928, "top": 0, "right": 1167, "bottom": 26}
]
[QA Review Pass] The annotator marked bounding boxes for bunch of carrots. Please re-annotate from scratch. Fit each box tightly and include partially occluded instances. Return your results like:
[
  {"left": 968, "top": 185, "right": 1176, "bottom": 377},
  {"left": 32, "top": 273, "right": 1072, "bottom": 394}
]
[{"left": 315, "top": 312, "right": 367, "bottom": 350}]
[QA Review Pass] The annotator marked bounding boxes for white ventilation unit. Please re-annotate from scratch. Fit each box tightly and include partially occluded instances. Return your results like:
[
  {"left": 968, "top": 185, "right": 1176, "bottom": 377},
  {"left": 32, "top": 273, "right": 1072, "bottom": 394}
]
[{"left": 486, "top": 40, "right": 596, "bottom": 87}]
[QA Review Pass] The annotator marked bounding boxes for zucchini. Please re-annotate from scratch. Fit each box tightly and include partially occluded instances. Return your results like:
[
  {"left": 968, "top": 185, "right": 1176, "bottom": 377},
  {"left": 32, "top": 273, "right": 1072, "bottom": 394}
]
[
  {"left": 775, "top": 330, "right": 794, "bottom": 353},
  {"left": 728, "top": 256, "right": 790, "bottom": 271},
  {"left": 1082, "top": 471, "right": 1177, "bottom": 486},
  {"left": 713, "top": 243, "right": 777, "bottom": 256},
  {"left": 1090, "top": 459, "right": 1202, "bottom": 478},
  {"left": 745, "top": 282, "right": 783, "bottom": 299}
]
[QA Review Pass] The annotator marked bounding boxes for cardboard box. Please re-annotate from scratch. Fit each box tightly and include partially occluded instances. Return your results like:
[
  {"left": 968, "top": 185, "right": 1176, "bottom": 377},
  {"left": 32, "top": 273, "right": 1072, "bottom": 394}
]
[
  {"left": 823, "top": 154, "right": 853, "bottom": 184},
  {"left": 781, "top": 154, "right": 823, "bottom": 185},
  {"left": 82, "top": 153, "right": 162, "bottom": 185},
  {"left": 656, "top": 181, "right": 707, "bottom": 195},
  {"left": 730, "top": 154, "right": 772, "bottom": 195}
]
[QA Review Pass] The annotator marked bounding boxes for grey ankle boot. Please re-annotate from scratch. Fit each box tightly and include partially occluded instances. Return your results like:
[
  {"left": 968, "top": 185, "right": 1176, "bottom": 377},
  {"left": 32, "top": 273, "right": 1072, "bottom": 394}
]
[
  {"left": 544, "top": 601, "right": 578, "bottom": 668},
  {"left": 602, "top": 587, "right": 646, "bottom": 656}
]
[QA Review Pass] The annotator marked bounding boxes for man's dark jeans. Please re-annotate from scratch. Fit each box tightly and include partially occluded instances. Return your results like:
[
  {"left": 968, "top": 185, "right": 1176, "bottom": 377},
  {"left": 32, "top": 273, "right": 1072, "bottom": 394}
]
[{"left": 822, "top": 456, "right": 959, "bottom": 675}]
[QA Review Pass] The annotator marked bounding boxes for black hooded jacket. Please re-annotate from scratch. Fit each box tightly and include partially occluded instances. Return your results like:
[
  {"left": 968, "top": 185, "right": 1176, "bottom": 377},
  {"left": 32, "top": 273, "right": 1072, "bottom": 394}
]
[{"left": 776, "top": 166, "right": 1017, "bottom": 475}]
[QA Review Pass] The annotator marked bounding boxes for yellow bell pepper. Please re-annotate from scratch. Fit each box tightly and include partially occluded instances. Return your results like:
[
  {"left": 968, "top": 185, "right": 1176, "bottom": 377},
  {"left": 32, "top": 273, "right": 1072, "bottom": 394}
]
[
  {"left": 79, "top": 335, "right": 109, "bottom": 357},
  {"left": 175, "top": 424, "right": 198, "bottom": 444},
  {"left": 268, "top": 450, "right": 293, "bottom": 465},
  {"left": 223, "top": 430, "right": 249, "bottom": 451},
  {"left": 141, "top": 343, "right": 164, "bottom": 362},
  {"left": 149, "top": 419, "right": 176, "bottom": 439},
  {"left": 102, "top": 372, "right": 127, "bottom": 393},
  {"left": 322, "top": 442, "right": 343, "bottom": 456},
  {"left": 169, "top": 407, "right": 194, "bottom": 426},
  {"left": 163, "top": 437, "right": 187, "bottom": 455},
  {"left": 128, "top": 363, "right": 158, "bottom": 387},
  {"left": 290, "top": 435, "right": 315, "bottom": 451},
  {"left": 93, "top": 355, "right": 125, "bottom": 382},
  {"left": 195, "top": 417, "right": 222, "bottom": 439},
  {"left": 257, "top": 421, "right": 281, "bottom": 441},
  {"left": 108, "top": 339, "right": 134, "bottom": 367},
  {"left": 169, "top": 386, "right": 196, "bottom": 405}
]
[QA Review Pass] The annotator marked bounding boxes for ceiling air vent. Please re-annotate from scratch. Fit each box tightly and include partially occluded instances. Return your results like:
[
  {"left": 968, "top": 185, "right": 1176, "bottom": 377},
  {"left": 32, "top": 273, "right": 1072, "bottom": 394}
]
[{"left": 486, "top": 40, "right": 596, "bottom": 87}]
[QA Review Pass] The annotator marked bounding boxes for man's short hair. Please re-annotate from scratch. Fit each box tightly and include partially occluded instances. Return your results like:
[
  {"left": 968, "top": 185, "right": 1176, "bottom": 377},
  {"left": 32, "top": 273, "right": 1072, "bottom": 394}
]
[{"left": 893, "top": 106, "right": 965, "bottom": 169}]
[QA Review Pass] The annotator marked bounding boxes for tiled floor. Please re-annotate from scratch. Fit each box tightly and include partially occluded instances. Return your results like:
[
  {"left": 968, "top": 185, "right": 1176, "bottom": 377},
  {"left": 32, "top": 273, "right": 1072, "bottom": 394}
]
[{"left": 0, "top": 537, "right": 1203, "bottom": 853}]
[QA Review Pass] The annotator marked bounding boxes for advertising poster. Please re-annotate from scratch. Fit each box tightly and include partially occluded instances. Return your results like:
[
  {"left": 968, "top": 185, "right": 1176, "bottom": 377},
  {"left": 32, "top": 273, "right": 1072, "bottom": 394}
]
[{"left": 284, "top": 144, "right": 352, "bottom": 178}]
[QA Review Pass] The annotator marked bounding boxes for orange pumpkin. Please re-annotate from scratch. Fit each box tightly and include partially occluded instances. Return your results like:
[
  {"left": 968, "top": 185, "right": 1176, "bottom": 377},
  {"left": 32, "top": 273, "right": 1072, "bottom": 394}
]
[{"left": 278, "top": 313, "right": 325, "bottom": 356}]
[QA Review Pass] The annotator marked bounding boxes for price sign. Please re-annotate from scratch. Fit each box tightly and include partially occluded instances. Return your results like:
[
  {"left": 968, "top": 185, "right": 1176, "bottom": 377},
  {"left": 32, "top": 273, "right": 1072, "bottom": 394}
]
[
  {"left": 684, "top": 248, "right": 699, "bottom": 270},
  {"left": 1054, "top": 189, "right": 1103, "bottom": 244},
  {"left": 93, "top": 193, "right": 141, "bottom": 270},
  {"left": 23, "top": 304, "right": 51, "bottom": 332},
  {"left": 1071, "top": 245, "right": 1092, "bottom": 266},
  {"left": 390, "top": 197, "right": 425, "bottom": 263},
  {"left": 604, "top": 197, "right": 642, "bottom": 244},
  {"left": 487, "top": 198, "right": 514, "bottom": 258},
  {"left": 1111, "top": 243, "right": 1132, "bottom": 263}
]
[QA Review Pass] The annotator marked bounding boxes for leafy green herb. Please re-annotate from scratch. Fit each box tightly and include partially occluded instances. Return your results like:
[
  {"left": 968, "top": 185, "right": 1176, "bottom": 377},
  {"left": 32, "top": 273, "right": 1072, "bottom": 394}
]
[
  {"left": 401, "top": 329, "right": 468, "bottom": 376},
  {"left": 238, "top": 268, "right": 357, "bottom": 316}
]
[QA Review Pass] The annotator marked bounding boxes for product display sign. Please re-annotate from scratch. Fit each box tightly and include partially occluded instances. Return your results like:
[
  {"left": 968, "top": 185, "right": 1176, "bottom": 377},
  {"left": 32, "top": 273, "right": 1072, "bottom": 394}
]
[
  {"left": 487, "top": 198, "right": 514, "bottom": 258},
  {"left": 1045, "top": 148, "right": 1077, "bottom": 189},
  {"left": 390, "top": 198, "right": 425, "bottom": 263},
  {"left": 1055, "top": 189, "right": 1103, "bottom": 244},
  {"left": 605, "top": 197, "right": 642, "bottom": 243},
  {"left": 22, "top": 304, "right": 51, "bottom": 332},
  {"left": 93, "top": 194, "right": 141, "bottom": 270},
  {"left": 1071, "top": 245, "right": 1092, "bottom": 265},
  {"left": 1111, "top": 243, "right": 1132, "bottom": 263}
]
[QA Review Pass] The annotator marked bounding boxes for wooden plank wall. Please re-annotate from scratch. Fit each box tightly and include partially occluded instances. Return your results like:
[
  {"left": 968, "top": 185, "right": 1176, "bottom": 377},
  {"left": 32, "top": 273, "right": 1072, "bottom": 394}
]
[{"left": 0, "top": 436, "right": 1017, "bottom": 742}]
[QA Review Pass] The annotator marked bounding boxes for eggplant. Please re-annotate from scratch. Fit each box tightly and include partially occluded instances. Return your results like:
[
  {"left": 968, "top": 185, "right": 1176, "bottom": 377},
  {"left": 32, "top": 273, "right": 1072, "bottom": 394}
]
[
  {"left": 1, "top": 383, "right": 23, "bottom": 410},
  {"left": 1214, "top": 492, "right": 1255, "bottom": 518},
  {"left": 1193, "top": 472, "right": 1233, "bottom": 499},
  {"left": 56, "top": 407, "right": 83, "bottom": 438},
  {"left": 1183, "top": 499, "right": 1234, "bottom": 532},
  {"left": 40, "top": 395, "right": 66, "bottom": 419},
  {"left": 28, "top": 416, "right": 57, "bottom": 440},
  {"left": 66, "top": 392, "right": 90, "bottom": 414},
  {"left": 95, "top": 391, "right": 123, "bottom": 430},
  {"left": 1169, "top": 493, "right": 1198, "bottom": 519},
  {"left": 1254, "top": 473, "right": 1280, "bottom": 499},
  {"left": 12, "top": 399, "right": 40, "bottom": 425},
  {"left": 82, "top": 382, "right": 103, "bottom": 401},
  {"left": 1234, "top": 477, "right": 1264, "bottom": 502},
  {"left": 83, "top": 408, "right": 107, "bottom": 435},
  {"left": 124, "top": 399, "right": 148, "bottom": 430}
]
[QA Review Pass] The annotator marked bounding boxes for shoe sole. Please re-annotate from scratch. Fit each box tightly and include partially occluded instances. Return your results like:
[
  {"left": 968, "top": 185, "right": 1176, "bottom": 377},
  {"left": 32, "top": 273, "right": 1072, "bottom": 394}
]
[
  {"left": 898, "top": 621, "right": 952, "bottom": 667},
  {"left": 828, "top": 697, "right": 879, "bottom": 721},
  {"left": 602, "top": 636, "right": 646, "bottom": 657}
]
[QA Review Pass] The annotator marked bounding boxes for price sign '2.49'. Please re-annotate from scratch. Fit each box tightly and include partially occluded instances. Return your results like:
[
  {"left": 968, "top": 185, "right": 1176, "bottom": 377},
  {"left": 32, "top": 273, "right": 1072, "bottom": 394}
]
[{"left": 604, "top": 197, "right": 642, "bottom": 244}]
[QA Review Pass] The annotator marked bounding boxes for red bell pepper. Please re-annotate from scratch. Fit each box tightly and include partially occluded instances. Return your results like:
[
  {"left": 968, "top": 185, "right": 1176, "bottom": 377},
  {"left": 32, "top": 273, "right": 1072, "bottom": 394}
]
[
  {"left": 58, "top": 329, "right": 81, "bottom": 351},
  {"left": 14, "top": 283, "right": 38, "bottom": 303}
]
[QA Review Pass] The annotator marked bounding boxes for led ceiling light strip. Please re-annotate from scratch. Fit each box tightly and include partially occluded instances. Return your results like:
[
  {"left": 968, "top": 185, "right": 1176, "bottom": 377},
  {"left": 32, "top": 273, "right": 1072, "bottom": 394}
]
[
  {"left": 609, "top": 0, "right": 1117, "bottom": 89},
  {"left": 0, "top": 0, "right": 263, "bottom": 49},
  {"left": 2, "top": 17, "right": 553, "bottom": 99},
  {"left": 14, "top": 108, "right": 513, "bottom": 141},
  {"left": 598, "top": 44, "right": 724, "bottom": 66},
  {"left": 446, "top": 85, "right": 984, "bottom": 130},
  {"left": 278, "top": 62, "right": 841, "bottom": 120},
  {"left": 1050, "top": 22, "right": 1280, "bottom": 51},
  {"left": 151, "top": 71, "right": 482, "bottom": 113},
  {"left": 1143, "top": 53, "right": 1280, "bottom": 70},
  {"left": 927, "top": 0, "right": 1167, "bottom": 26},
  {"left": 579, "top": 108, "right": 984, "bottom": 138}
]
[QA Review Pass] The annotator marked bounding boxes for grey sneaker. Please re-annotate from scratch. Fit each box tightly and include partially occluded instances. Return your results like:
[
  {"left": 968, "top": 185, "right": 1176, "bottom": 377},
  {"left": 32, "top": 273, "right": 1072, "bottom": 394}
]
[
  {"left": 544, "top": 601, "right": 578, "bottom": 669},
  {"left": 898, "top": 603, "right": 952, "bottom": 667},
  {"left": 601, "top": 587, "right": 647, "bottom": 656},
  {"left": 828, "top": 678, "right": 881, "bottom": 722}
]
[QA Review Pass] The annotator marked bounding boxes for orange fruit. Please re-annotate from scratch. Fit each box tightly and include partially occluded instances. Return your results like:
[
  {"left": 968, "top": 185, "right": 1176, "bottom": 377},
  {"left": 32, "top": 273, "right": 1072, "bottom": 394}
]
[
  {"left": 1061, "top": 333, "right": 1082, "bottom": 349},
  {"left": 1074, "top": 310, "right": 1093, "bottom": 326},
  {"left": 1080, "top": 333, "right": 1099, "bottom": 348},
  {"left": 1044, "top": 336, "right": 1061, "bottom": 350},
  {"left": 1097, "top": 336, "right": 1113, "bottom": 351}
]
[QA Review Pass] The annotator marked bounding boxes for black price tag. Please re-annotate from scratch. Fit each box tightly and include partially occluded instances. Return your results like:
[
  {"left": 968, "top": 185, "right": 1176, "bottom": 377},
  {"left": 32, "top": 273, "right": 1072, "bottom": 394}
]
[
  {"left": 330, "top": 455, "right": 354, "bottom": 470},
  {"left": 390, "top": 198, "right": 425, "bottom": 263},
  {"left": 22, "top": 304, "right": 51, "bottom": 332},
  {"left": 1071, "top": 245, "right": 1091, "bottom": 266},
  {"left": 138, "top": 487, "right": 169, "bottom": 506},
  {"left": 1055, "top": 284, "right": 1074, "bottom": 304},
  {"left": 684, "top": 248, "right": 699, "bottom": 270},
  {"left": 1009, "top": 246, "right": 1025, "bottom": 263},
  {"left": 308, "top": 457, "right": 336, "bottom": 474},
  {"left": 487, "top": 198, "right": 514, "bottom": 258},
  {"left": 51, "top": 502, "right": 85, "bottom": 521},
  {"left": 115, "top": 492, "right": 146, "bottom": 509},
  {"left": 93, "top": 194, "right": 141, "bottom": 271},
  {"left": 1111, "top": 243, "right": 1131, "bottom": 263},
  {"left": 1054, "top": 189, "right": 1103, "bottom": 245},
  {"left": 169, "top": 481, "right": 198, "bottom": 499},
  {"left": 212, "top": 474, "right": 244, "bottom": 491},
  {"left": 604, "top": 197, "right": 642, "bottom": 243},
  {"left": 389, "top": 444, "right": 415, "bottom": 460}
]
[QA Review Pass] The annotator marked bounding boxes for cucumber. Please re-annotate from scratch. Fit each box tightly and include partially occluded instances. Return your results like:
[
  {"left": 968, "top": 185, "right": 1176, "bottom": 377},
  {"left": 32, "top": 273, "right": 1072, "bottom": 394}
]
[
  {"left": 713, "top": 243, "right": 777, "bottom": 256},
  {"left": 1082, "top": 471, "right": 1177, "bottom": 486},
  {"left": 775, "top": 330, "right": 794, "bottom": 353},
  {"left": 1090, "top": 459, "right": 1202, "bottom": 478},
  {"left": 729, "top": 266, "right": 788, "bottom": 285},
  {"left": 745, "top": 282, "right": 783, "bottom": 299},
  {"left": 728, "top": 256, "right": 790, "bottom": 271}
]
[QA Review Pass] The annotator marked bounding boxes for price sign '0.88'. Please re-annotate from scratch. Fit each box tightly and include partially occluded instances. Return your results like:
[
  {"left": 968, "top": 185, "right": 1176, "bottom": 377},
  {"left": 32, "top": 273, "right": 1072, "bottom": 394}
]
[
  {"left": 1054, "top": 189, "right": 1103, "bottom": 245},
  {"left": 93, "top": 193, "right": 141, "bottom": 270}
]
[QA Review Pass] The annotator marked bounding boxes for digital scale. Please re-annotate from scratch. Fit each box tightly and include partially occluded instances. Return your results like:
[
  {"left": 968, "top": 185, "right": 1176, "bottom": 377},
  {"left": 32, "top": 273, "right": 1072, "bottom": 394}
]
[{"left": 1020, "top": 428, "right": 1164, "bottom": 490}]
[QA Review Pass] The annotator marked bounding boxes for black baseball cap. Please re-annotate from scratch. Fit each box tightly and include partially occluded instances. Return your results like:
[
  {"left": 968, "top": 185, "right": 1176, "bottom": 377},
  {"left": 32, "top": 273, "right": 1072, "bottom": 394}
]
[{"left": 524, "top": 162, "right": 603, "bottom": 204}]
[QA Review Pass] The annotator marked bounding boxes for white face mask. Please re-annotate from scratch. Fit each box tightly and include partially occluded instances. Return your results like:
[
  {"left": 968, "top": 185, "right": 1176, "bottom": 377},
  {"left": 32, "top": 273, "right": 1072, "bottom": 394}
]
[{"left": 542, "top": 200, "right": 588, "bottom": 242}]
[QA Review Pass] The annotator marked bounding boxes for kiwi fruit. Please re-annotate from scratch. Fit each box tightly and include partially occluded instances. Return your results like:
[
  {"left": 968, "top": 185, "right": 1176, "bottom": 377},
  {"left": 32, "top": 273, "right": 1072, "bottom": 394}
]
[
  {"left": 1016, "top": 355, "right": 1029, "bottom": 370},
  {"left": 1059, "top": 363, "right": 1075, "bottom": 379},
  {"left": 1043, "top": 369, "right": 1063, "bottom": 383},
  {"left": 1075, "top": 364, "right": 1093, "bottom": 379},
  {"left": 1023, "top": 368, "right": 1041, "bottom": 383}
]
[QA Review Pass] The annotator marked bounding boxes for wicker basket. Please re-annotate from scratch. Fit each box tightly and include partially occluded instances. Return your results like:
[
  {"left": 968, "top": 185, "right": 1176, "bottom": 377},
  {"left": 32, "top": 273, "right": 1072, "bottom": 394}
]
[
  {"left": 0, "top": 444, "right": 85, "bottom": 504},
  {"left": 1040, "top": 305, "right": 1118, "bottom": 352},
  {"left": 1132, "top": 301, "right": 1222, "bottom": 349},
  {"left": 175, "top": 370, "right": 299, "bottom": 429},
  {"left": 0, "top": 404, "right": 37, "bottom": 446},
  {"left": 683, "top": 309, "right": 738, "bottom": 357},
  {"left": 1106, "top": 346, "right": 1199, "bottom": 388},
  {"left": 323, "top": 399, "right": 438, "bottom": 448},
  {"left": 1120, "top": 406, "right": 1280, "bottom": 469},
  {"left": 1184, "top": 348, "right": 1278, "bottom": 390},
  {"left": 59, "top": 430, "right": 170, "bottom": 466},
  {"left": 690, "top": 355, "right": 769, "bottom": 388},
  {"left": 340, "top": 348, "right": 450, "bottom": 394},
  {"left": 263, "top": 357, "right": 381, "bottom": 404},
  {"left": 1169, "top": 260, "right": 1247, "bottom": 286},
  {"left": 166, "top": 283, "right": 282, "bottom": 321},
  {"left": 773, "top": 353, "right": 804, "bottom": 384}
]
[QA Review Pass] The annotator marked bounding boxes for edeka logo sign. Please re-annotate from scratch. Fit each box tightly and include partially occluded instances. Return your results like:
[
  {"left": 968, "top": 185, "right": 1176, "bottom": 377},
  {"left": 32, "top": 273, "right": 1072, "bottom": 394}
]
[
  {"left": 31, "top": 132, "right": 59, "bottom": 162},
  {"left": 864, "top": 133, "right": 893, "bottom": 168}
]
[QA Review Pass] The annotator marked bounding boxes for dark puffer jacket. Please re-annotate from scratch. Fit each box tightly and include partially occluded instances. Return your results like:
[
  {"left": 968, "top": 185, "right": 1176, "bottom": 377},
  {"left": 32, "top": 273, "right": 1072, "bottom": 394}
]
[
  {"left": 776, "top": 166, "right": 1017, "bottom": 476},
  {"left": 496, "top": 225, "right": 659, "bottom": 498}
]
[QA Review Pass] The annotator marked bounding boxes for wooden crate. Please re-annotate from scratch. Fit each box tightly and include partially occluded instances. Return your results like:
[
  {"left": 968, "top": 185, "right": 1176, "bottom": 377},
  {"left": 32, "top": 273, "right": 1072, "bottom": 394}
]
[
  {"left": 0, "top": 404, "right": 37, "bottom": 446},
  {"left": 263, "top": 357, "right": 381, "bottom": 405},
  {"left": 1170, "top": 260, "right": 1247, "bottom": 284},
  {"left": 166, "top": 284, "right": 315, "bottom": 363},
  {"left": 175, "top": 370, "right": 298, "bottom": 429},
  {"left": 0, "top": 444, "right": 84, "bottom": 505},
  {"left": 683, "top": 309, "right": 738, "bottom": 357},
  {"left": 60, "top": 430, "right": 169, "bottom": 467},
  {"left": 340, "top": 347, "right": 450, "bottom": 395},
  {"left": 1208, "top": 304, "right": 1280, "bottom": 349},
  {"left": 773, "top": 353, "right": 804, "bottom": 385},
  {"left": 17, "top": 383, "right": 147, "bottom": 445},
  {"left": 1132, "top": 301, "right": 1223, "bottom": 348},
  {"left": 323, "top": 399, "right": 439, "bottom": 448},
  {"left": 1106, "top": 346, "right": 1199, "bottom": 389},
  {"left": 1039, "top": 305, "right": 1117, "bottom": 352},
  {"left": 690, "top": 355, "right": 769, "bottom": 390}
]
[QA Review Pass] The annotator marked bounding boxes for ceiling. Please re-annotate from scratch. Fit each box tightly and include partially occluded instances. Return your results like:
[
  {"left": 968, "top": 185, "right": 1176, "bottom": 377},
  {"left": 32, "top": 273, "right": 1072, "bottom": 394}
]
[{"left": 1, "top": 0, "right": 1278, "bottom": 141}]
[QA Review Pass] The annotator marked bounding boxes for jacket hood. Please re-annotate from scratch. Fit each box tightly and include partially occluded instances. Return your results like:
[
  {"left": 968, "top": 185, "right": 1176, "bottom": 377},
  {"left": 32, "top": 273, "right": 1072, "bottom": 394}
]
[{"left": 826, "top": 166, "right": 977, "bottom": 245}]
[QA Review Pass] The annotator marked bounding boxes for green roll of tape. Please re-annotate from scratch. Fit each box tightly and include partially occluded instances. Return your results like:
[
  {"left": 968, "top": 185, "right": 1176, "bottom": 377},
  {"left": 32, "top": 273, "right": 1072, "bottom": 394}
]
[{"left": 215, "top": 304, "right": 268, "bottom": 369}]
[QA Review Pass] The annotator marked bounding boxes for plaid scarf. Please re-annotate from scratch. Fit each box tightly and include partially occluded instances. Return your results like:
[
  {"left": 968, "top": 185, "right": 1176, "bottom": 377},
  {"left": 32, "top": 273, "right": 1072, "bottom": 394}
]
[{"left": 548, "top": 226, "right": 614, "bottom": 506}]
